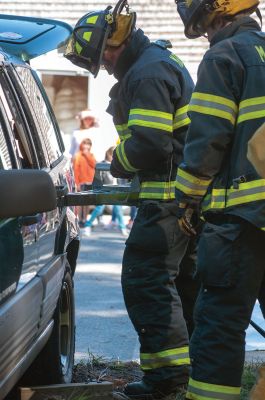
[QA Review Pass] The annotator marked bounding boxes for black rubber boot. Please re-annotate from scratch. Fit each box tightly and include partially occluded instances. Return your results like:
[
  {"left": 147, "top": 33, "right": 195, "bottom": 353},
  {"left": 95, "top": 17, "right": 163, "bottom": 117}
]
[{"left": 113, "top": 379, "right": 186, "bottom": 400}]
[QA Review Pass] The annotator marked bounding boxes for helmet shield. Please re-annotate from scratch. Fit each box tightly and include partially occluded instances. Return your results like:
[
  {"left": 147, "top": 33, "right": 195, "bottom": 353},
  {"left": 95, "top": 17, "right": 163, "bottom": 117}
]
[
  {"left": 64, "top": 0, "right": 136, "bottom": 77},
  {"left": 64, "top": 10, "right": 112, "bottom": 77},
  {"left": 176, "top": 0, "right": 260, "bottom": 39}
]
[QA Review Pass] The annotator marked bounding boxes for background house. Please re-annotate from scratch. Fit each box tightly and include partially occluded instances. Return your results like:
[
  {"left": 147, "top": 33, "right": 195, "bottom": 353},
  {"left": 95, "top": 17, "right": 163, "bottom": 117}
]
[{"left": 0, "top": 0, "right": 264, "bottom": 157}]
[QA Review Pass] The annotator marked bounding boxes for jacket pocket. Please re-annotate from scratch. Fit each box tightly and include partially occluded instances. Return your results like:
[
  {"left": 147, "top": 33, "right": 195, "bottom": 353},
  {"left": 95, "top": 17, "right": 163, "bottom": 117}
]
[
  {"left": 197, "top": 221, "right": 242, "bottom": 288},
  {"left": 126, "top": 201, "right": 178, "bottom": 254}
]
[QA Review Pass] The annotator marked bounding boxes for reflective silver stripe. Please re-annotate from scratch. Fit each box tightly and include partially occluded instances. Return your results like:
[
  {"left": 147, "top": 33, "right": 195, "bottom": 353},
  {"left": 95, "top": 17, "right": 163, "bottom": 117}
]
[
  {"left": 141, "top": 347, "right": 190, "bottom": 370},
  {"left": 189, "top": 92, "right": 238, "bottom": 125},
  {"left": 176, "top": 174, "right": 209, "bottom": 196},
  {"left": 202, "top": 180, "right": 265, "bottom": 211},
  {"left": 129, "top": 113, "right": 170, "bottom": 125},
  {"left": 187, "top": 380, "right": 240, "bottom": 400},
  {"left": 115, "top": 124, "right": 131, "bottom": 140},
  {"left": 238, "top": 96, "right": 265, "bottom": 123},
  {"left": 116, "top": 141, "right": 139, "bottom": 173},
  {"left": 190, "top": 98, "right": 237, "bottom": 120},
  {"left": 173, "top": 105, "right": 190, "bottom": 129},
  {"left": 128, "top": 109, "right": 173, "bottom": 132},
  {"left": 139, "top": 181, "right": 175, "bottom": 200}
]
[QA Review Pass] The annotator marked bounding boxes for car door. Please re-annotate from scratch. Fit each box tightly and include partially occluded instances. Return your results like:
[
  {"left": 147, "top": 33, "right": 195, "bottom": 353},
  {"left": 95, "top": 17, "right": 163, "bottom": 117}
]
[
  {"left": 0, "top": 70, "right": 40, "bottom": 293},
  {"left": 10, "top": 63, "right": 68, "bottom": 330},
  {"left": 0, "top": 70, "right": 44, "bottom": 391}
]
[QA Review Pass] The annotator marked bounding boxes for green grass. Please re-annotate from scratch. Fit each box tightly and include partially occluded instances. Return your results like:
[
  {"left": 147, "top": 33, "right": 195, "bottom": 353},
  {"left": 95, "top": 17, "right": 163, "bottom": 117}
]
[{"left": 241, "top": 362, "right": 261, "bottom": 399}]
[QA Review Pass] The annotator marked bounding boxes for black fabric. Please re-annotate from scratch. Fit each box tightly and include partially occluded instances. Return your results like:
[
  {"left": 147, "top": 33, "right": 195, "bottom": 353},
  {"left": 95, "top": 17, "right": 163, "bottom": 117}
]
[
  {"left": 108, "top": 29, "right": 194, "bottom": 181},
  {"left": 106, "top": 28, "right": 198, "bottom": 388},
  {"left": 210, "top": 16, "right": 261, "bottom": 47},
  {"left": 122, "top": 201, "right": 199, "bottom": 384},
  {"left": 190, "top": 218, "right": 265, "bottom": 386},
  {"left": 177, "top": 17, "right": 265, "bottom": 229}
]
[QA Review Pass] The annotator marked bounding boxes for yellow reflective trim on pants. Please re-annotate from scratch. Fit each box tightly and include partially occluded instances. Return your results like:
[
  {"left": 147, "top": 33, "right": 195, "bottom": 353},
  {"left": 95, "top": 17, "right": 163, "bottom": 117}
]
[
  {"left": 140, "top": 346, "right": 190, "bottom": 370},
  {"left": 116, "top": 141, "right": 138, "bottom": 173},
  {"left": 237, "top": 96, "right": 265, "bottom": 123},
  {"left": 128, "top": 108, "right": 173, "bottom": 133},
  {"left": 189, "top": 92, "right": 238, "bottom": 125},
  {"left": 139, "top": 181, "right": 176, "bottom": 200},
  {"left": 176, "top": 168, "right": 212, "bottom": 197},
  {"left": 186, "top": 378, "right": 240, "bottom": 400}
]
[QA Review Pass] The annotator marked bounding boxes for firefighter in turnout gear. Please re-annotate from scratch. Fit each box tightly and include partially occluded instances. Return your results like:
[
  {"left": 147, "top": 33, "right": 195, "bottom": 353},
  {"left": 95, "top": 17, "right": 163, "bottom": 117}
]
[
  {"left": 175, "top": 0, "right": 265, "bottom": 399},
  {"left": 65, "top": 0, "right": 200, "bottom": 398}
]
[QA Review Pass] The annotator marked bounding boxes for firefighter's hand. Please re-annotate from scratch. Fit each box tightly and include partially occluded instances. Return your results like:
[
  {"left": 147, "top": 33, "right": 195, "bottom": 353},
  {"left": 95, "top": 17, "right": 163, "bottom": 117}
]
[{"left": 177, "top": 203, "right": 197, "bottom": 237}]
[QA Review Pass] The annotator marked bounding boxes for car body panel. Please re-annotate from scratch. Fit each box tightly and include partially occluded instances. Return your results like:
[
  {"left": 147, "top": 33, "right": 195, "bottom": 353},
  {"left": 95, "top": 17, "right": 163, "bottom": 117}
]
[
  {"left": 0, "top": 16, "right": 79, "bottom": 398},
  {"left": 0, "top": 14, "right": 72, "bottom": 60},
  {"left": 0, "top": 277, "right": 44, "bottom": 382}
]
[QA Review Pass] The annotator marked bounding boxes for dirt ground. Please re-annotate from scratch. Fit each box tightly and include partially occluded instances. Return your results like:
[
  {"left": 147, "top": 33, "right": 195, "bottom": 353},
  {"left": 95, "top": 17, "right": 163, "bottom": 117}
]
[
  {"left": 72, "top": 357, "right": 263, "bottom": 400},
  {"left": 73, "top": 357, "right": 143, "bottom": 391}
]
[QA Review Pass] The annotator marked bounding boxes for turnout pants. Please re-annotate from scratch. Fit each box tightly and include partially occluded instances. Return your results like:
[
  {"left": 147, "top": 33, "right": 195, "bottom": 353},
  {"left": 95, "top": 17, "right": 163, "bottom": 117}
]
[
  {"left": 186, "top": 217, "right": 265, "bottom": 400},
  {"left": 122, "top": 201, "right": 199, "bottom": 387}
]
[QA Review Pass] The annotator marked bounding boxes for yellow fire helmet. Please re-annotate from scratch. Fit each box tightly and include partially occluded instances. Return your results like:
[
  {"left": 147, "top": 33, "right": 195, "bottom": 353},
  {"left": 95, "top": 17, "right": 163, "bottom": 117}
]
[
  {"left": 175, "top": 0, "right": 260, "bottom": 38},
  {"left": 64, "top": 0, "right": 136, "bottom": 77}
]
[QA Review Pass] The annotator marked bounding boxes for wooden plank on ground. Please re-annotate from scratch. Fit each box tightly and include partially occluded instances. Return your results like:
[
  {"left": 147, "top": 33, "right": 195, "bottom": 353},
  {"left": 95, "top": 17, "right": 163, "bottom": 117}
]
[{"left": 20, "top": 381, "right": 113, "bottom": 400}]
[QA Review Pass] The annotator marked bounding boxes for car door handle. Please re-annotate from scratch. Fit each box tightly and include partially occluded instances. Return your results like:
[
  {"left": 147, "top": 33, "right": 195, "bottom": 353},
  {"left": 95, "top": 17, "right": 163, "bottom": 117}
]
[{"left": 19, "top": 214, "right": 41, "bottom": 226}]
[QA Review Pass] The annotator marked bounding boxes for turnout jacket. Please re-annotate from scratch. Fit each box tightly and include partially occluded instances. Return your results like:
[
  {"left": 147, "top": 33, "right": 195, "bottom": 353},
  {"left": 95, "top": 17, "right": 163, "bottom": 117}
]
[
  {"left": 109, "top": 29, "right": 194, "bottom": 201},
  {"left": 176, "top": 17, "right": 265, "bottom": 230}
]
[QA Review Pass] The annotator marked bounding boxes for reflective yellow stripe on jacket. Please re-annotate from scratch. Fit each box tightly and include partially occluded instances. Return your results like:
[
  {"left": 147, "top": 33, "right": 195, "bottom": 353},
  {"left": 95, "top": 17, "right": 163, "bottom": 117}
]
[
  {"left": 115, "top": 124, "right": 132, "bottom": 141},
  {"left": 189, "top": 92, "right": 238, "bottom": 125},
  {"left": 237, "top": 96, "right": 265, "bottom": 124},
  {"left": 139, "top": 181, "right": 176, "bottom": 200},
  {"left": 128, "top": 109, "right": 173, "bottom": 133},
  {"left": 141, "top": 346, "right": 190, "bottom": 371},
  {"left": 176, "top": 167, "right": 212, "bottom": 197},
  {"left": 186, "top": 378, "right": 240, "bottom": 400},
  {"left": 173, "top": 105, "right": 190, "bottom": 130},
  {"left": 115, "top": 140, "right": 139, "bottom": 173},
  {"left": 202, "top": 178, "right": 265, "bottom": 212}
]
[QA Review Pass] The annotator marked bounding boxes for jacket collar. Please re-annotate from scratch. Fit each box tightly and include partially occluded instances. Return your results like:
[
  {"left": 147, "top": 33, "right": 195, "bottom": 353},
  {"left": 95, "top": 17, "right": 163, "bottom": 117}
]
[
  {"left": 210, "top": 16, "right": 261, "bottom": 47},
  {"left": 114, "top": 29, "right": 150, "bottom": 80}
]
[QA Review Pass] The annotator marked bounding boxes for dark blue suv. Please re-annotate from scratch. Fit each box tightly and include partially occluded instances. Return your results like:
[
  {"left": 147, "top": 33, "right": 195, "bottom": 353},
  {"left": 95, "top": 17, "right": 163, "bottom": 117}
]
[{"left": 0, "top": 15, "right": 80, "bottom": 399}]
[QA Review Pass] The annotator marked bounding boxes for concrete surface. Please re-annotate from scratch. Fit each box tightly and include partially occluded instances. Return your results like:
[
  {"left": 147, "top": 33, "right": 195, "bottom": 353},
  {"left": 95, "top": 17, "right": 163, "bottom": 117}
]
[{"left": 74, "top": 215, "right": 265, "bottom": 364}]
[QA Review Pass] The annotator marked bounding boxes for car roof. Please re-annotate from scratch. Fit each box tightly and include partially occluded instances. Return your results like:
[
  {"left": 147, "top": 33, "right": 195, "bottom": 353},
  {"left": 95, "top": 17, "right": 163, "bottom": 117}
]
[{"left": 0, "top": 14, "right": 73, "bottom": 61}]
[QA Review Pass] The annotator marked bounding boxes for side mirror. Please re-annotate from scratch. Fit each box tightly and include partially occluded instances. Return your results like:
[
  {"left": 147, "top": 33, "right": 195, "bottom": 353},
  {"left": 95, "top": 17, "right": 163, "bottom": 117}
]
[{"left": 0, "top": 169, "right": 57, "bottom": 218}]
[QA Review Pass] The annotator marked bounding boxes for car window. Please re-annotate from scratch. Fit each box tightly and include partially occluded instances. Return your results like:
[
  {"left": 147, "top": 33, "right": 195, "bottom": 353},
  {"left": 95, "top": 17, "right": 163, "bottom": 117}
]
[
  {"left": 0, "top": 80, "right": 34, "bottom": 169},
  {"left": 14, "top": 65, "right": 62, "bottom": 166}
]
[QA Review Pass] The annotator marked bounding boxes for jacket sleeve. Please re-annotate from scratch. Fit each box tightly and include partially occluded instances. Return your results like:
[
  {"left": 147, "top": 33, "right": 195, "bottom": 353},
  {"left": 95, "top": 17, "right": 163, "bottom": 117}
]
[
  {"left": 111, "top": 77, "right": 178, "bottom": 177},
  {"left": 176, "top": 57, "right": 239, "bottom": 203},
  {"left": 85, "top": 153, "right": 96, "bottom": 169}
]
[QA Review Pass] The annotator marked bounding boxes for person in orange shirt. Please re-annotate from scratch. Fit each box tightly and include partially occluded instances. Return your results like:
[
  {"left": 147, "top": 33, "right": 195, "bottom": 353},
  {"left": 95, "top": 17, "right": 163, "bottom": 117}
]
[{"left": 73, "top": 138, "right": 96, "bottom": 226}]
